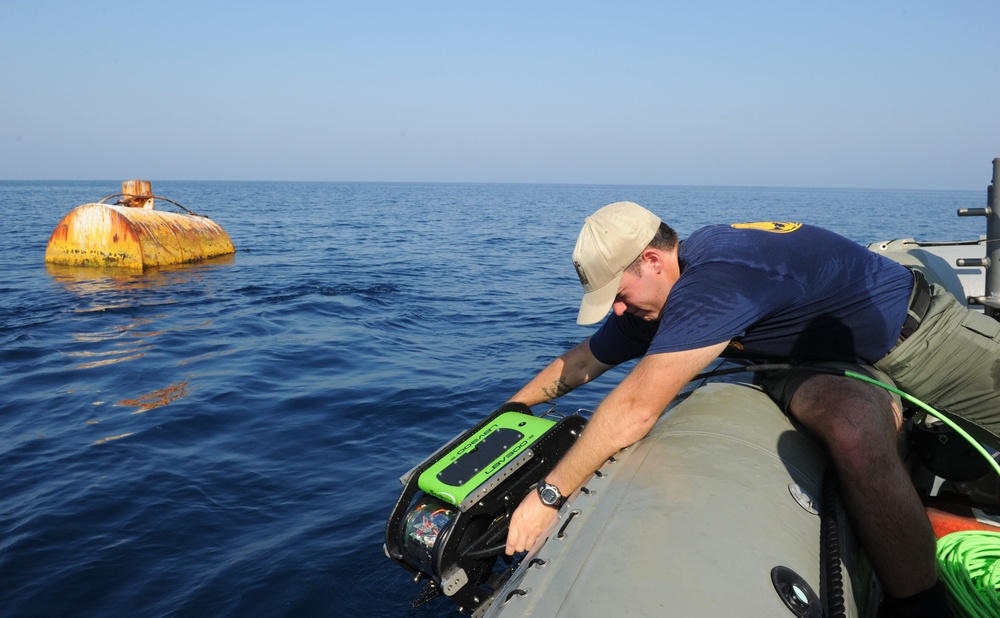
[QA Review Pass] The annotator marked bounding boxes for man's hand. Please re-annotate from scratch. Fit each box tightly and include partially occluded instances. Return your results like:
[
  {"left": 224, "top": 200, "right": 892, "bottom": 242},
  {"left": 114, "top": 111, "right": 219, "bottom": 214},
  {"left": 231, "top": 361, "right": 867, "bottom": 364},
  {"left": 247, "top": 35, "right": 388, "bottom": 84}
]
[{"left": 505, "top": 489, "right": 559, "bottom": 555}]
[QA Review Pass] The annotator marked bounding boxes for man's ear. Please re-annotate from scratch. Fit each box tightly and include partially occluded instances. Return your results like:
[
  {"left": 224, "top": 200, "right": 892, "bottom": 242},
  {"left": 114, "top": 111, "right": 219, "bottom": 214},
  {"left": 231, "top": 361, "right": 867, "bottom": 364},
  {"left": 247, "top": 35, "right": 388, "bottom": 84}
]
[{"left": 641, "top": 248, "right": 663, "bottom": 273}]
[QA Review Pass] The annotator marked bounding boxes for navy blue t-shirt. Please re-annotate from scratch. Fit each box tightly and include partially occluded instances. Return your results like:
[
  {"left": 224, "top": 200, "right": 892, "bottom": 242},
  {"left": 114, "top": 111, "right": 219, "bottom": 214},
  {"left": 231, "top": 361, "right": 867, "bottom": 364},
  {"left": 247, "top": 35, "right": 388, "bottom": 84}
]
[{"left": 589, "top": 222, "right": 913, "bottom": 365}]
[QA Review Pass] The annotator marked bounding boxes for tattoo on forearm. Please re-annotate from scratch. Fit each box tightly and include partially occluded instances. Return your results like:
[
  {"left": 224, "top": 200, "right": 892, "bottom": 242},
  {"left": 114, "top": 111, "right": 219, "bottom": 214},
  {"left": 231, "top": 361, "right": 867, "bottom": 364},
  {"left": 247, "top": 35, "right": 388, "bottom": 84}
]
[{"left": 542, "top": 377, "right": 571, "bottom": 400}]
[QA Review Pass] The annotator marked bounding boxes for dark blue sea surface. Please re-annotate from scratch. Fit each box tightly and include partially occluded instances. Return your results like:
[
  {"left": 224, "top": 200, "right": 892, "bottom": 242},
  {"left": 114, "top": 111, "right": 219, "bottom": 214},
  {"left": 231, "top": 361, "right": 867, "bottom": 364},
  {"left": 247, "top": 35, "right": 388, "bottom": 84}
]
[{"left": 0, "top": 181, "right": 986, "bottom": 617}]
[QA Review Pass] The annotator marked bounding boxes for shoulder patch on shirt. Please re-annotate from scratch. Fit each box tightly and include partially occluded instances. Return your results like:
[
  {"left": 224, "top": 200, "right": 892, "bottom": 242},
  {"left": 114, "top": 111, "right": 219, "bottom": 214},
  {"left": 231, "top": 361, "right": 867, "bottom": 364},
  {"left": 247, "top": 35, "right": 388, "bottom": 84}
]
[{"left": 730, "top": 222, "right": 803, "bottom": 233}]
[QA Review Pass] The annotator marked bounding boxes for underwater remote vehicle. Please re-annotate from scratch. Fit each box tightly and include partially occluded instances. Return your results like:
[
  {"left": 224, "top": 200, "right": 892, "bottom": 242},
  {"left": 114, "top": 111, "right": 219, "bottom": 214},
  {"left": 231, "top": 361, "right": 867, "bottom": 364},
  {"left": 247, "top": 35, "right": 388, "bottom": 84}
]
[{"left": 384, "top": 403, "right": 586, "bottom": 614}]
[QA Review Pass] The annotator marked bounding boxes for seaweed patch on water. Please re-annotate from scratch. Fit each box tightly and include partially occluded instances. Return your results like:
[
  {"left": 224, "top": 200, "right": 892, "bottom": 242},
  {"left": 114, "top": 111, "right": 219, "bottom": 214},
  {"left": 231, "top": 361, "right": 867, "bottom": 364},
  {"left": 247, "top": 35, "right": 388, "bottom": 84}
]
[{"left": 118, "top": 381, "right": 190, "bottom": 413}]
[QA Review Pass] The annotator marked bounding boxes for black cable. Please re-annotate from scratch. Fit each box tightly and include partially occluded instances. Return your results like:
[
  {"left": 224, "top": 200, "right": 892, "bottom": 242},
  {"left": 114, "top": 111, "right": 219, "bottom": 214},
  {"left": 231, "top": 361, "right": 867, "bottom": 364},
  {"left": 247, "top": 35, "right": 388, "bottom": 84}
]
[{"left": 820, "top": 466, "right": 847, "bottom": 618}]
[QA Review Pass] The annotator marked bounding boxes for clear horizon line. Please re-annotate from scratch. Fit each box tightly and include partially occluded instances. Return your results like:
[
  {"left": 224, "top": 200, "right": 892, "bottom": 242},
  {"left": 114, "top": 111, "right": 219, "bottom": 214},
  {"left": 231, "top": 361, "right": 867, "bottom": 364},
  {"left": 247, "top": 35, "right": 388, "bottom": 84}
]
[{"left": 0, "top": 178, "right": 984, "bottom": 193}]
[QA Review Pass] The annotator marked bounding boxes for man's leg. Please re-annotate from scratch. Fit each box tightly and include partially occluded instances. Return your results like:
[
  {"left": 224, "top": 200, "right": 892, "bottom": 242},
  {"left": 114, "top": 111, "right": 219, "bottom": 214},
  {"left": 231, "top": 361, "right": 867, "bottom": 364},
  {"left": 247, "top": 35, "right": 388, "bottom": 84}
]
[{"left": 788, "top": 374, "right": 941, "bottom": 600}]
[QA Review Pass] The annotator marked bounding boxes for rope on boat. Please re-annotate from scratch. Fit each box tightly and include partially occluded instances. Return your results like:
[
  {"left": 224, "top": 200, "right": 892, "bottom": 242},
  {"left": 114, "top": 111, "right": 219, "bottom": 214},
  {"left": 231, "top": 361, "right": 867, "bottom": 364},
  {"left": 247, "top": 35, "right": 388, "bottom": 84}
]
[
  {"left": 98, "top": 193, "right": 207, "bottom": 217},
  {"left": 694, "top": 363, "right": 1000, "bottom": 479},
  {"left": 936, "top": 531, "right": 1000, "bottom": 618},
  {"left": 840, "top": 370, "right": 1000, "bottom": 479}
]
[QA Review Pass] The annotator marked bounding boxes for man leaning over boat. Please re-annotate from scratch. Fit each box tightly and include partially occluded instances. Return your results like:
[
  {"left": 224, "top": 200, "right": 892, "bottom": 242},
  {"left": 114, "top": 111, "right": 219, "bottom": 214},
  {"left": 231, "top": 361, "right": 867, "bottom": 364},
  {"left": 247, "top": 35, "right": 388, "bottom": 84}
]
[{"left": 505, "top": 201, "right": 1000, "bottom": 618}]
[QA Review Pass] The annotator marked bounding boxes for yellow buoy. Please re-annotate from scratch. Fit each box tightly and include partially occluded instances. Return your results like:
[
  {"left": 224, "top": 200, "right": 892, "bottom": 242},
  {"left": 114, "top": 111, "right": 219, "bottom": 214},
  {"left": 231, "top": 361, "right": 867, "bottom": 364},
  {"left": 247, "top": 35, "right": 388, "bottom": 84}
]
[{"left": 45, "top": 181, "right": 235, "bottom": 270}]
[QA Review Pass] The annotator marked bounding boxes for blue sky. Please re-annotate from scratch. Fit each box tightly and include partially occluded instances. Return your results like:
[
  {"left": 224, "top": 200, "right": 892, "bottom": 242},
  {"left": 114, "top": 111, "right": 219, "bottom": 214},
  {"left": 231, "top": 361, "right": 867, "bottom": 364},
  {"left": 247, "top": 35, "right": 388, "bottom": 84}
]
[{"left": 2, "top": 1, "right": 997, "bottom": 189}]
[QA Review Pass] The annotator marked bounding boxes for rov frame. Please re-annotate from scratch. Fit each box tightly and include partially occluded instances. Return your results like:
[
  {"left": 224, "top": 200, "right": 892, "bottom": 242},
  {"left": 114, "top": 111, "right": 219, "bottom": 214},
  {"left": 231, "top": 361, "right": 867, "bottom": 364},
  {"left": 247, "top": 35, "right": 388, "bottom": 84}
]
[{"left": 384, "top": 402, "right": 586, "bottom": 614}]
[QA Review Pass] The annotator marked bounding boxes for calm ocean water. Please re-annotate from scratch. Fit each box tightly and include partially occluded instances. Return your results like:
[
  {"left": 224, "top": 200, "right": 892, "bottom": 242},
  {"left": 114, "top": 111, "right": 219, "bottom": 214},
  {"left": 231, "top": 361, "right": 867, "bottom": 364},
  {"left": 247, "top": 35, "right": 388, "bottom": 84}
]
[{"left": 0, "top": 180, "right": 987, "bottom": 617}]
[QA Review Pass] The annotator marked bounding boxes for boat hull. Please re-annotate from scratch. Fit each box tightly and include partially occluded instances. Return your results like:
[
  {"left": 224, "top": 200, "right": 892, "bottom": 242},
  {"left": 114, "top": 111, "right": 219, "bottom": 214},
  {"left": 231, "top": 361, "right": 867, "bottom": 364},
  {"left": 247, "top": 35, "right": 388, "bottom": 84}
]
[{"left": 484, "top": 382, "right": 879, "bottom": 617}]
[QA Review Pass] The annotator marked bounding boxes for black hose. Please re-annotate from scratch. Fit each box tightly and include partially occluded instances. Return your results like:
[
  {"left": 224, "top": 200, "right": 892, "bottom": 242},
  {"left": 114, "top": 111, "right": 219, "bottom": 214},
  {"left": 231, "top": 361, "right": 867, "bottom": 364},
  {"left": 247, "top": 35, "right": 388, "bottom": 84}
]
[
  {"left": 694, "top": 362, "right": 837, "bottom": 381},
  {"left": 821, "top": 465, "right": 847, "bottom": 618}
]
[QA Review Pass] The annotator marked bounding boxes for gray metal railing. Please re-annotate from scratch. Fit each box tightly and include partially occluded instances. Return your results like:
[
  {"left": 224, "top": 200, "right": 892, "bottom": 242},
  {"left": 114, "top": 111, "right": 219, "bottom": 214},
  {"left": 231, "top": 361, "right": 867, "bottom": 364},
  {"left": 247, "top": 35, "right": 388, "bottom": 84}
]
[{"left": 957, "top": 157, "right": 1000, "bottom": 319}]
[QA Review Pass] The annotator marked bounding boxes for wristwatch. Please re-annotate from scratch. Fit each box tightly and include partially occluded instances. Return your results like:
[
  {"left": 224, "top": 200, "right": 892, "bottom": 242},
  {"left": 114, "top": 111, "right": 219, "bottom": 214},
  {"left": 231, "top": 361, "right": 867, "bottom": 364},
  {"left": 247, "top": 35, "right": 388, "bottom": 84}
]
[{"left": 537, "top": 480, "right": 566, "bottom": 509}]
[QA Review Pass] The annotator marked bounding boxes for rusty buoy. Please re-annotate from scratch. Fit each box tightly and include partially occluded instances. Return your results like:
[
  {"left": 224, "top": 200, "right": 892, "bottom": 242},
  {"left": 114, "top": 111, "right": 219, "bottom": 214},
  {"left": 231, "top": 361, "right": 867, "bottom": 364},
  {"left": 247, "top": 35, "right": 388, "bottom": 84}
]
[{"left": 45, "top": 180, "right": 235, "bottom": 270}]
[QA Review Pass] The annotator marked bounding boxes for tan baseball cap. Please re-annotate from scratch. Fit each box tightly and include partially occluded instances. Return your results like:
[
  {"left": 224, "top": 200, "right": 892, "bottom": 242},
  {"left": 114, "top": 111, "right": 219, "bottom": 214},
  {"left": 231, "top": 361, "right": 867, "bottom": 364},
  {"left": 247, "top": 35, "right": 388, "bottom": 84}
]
[{"left": 572, "top": 202, "right": 661, "bottom": 325}]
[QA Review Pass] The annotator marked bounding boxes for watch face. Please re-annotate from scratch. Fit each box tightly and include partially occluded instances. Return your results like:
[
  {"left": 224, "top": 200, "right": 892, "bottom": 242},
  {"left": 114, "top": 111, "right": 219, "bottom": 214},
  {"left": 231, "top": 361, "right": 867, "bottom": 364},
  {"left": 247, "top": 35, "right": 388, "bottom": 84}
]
[{"left": 539, "top": 483, "right": 561, "bottom": 506}]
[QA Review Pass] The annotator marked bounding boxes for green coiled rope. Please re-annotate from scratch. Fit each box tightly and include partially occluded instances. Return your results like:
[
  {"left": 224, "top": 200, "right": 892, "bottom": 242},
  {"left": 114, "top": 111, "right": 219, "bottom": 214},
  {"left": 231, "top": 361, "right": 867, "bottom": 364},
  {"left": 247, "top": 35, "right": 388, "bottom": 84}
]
[
  {"left": 835, "top": 371, "right": 1000, "bottom": 617},
  {"left": 936, "top": 531, "right": 1000, "bottom": 618},
  {"left": 840, "top": 371, "right": 1000, "bottom": 617}
]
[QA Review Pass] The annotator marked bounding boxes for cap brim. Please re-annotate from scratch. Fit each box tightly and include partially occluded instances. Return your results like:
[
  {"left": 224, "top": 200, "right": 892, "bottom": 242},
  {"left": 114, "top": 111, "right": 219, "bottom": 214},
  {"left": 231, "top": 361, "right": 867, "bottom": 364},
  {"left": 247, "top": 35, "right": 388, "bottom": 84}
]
[{"left": 576, "top": 270, "right": 623, "bottom": 325}]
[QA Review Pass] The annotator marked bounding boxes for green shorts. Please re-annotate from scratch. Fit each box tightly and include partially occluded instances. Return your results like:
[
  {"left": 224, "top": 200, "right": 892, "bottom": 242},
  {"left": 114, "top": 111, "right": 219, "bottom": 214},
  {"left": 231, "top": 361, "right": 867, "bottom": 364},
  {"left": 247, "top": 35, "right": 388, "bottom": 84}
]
[
  {"left": 874, "top": 285, "right": 1000, "bottom": 443},
  {"left": 760, "top": 285, "right": 1000, "bottom": 444}
]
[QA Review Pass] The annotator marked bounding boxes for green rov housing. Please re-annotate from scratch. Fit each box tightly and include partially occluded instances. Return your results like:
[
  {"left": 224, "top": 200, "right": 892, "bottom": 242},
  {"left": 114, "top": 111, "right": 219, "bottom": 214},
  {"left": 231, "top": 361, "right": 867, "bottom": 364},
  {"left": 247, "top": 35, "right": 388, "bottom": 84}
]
[{"left": 384, "top": 402, "right": 586, "bottom": 615}]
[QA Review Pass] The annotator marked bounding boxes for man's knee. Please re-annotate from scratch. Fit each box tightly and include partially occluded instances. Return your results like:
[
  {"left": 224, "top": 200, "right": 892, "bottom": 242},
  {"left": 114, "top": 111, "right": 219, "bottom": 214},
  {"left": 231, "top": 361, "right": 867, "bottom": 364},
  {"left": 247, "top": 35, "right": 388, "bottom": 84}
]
[{"left": 788, "top": 374, "right": 901, "bottom": 453}]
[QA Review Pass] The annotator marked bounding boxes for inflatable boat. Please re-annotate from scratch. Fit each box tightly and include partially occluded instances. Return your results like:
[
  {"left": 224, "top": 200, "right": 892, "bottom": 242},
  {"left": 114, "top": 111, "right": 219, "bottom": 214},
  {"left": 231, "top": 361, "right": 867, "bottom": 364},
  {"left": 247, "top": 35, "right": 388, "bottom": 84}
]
[{"left": 385, "top": 158, "right": 1000, "bottom": 618}]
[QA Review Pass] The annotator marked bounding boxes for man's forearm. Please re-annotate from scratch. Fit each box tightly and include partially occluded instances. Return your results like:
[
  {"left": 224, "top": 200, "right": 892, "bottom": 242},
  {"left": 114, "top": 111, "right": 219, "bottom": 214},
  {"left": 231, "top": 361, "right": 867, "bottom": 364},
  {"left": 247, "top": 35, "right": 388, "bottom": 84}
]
[
  {"left": 540, "top": 343, "right": 729, "bottom": 497},
  {"left": 504, "top": 343, "right": 729, "bottom": 556},
  {"left": 511, "top": 366, "right": 575, "bottom": 406},
  {"left": 510, "top": 339, "right": 611, "bottom": 406}
]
